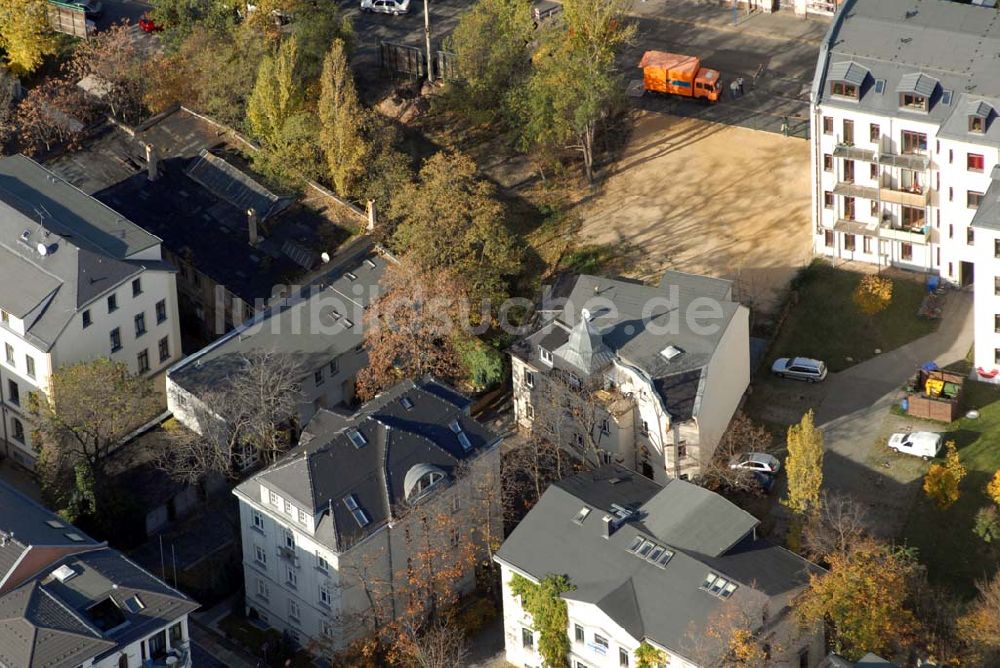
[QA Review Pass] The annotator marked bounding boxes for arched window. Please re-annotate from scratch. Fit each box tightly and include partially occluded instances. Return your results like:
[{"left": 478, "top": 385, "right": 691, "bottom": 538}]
[{"left": 403, "top": 464, "right": 447, "bottom": 502}]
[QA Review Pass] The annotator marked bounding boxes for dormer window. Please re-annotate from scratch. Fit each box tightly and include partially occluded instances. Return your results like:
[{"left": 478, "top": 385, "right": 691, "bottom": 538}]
[
  {"left": 404, "top": 463, "right": 449, "bottom": 502},
  {"left": 831, "top": 81, "right": 858, "bottom": 99},
  {"left": 900, "top": 93, "right": 926, "bottom": 111},
  {"left": 968, "top": 101, "right": 992, "bottom": 134}
]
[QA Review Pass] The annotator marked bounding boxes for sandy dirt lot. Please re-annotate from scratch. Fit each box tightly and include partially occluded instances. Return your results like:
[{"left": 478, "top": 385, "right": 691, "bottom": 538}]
[{"left": 574, "top": 112, "right": 813, "bottom": 315}]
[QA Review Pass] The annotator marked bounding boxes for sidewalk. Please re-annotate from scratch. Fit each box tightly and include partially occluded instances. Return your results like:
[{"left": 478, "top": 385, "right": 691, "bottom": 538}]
[
  {"left": 628, "top": 0, "right": 830, "bottom": 45},
  {"left": 816, "top": 289, "right": 974, "bottom": 427},
  {"left": 189, "top": 618, "right": 259, "bottom": 668}
]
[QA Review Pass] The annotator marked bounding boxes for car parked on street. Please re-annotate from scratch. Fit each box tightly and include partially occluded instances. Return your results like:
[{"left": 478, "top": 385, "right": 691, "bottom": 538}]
[
  {"left": 771, "top": 357, "right": 828, "bottom": 383},
  {"left": 68, "top": 0, "right": 102, "bottom": 18},
  {"left": 360, "top": 0, "right": 411, "bottom": 14},
  {"left": 729, "top": 452, "right": 781, "bottom": 475},
  {"left": 887, "top": 431, "right": 943, "bottom": 460}
]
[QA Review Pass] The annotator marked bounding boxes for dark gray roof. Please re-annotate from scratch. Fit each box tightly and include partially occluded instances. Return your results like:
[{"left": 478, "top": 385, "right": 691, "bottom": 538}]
[
  {"left": 496, "top": 465, "right": 819, "bottom": 660},
  {"left": 0, "top": 155, "right": 166, "bottom": 350},
  {"left": 829, "top": 60, "right": 869, "bottom": 86},
  {"left": 0, "top": 480, "right": 197, "bottom": 668},
  {"left": 821, "top": 653, "right": 898, "bottom": 668},
  {"left": 185, "top": 149, "right": 290, "bottom": 221},
  {"left": 169, "top": 239, "right": 388, "bottom": 395},
  {"left": 514, "top": 272, "right": 740, "bottom": 421},
  {"left": 968, "top": 99, "right": 994, "bottom": 118},
  {"left": 0, "top": 481, "right": 102, "bottom": 593},
  {"left": 94, "top": 152, "right": 352, "bottom": 305},
  {"left": 236, "top": 378, "right": 501, "bottom": 553},
  {"left": 971, "top": 166, "right": 1000, "bottom": 232},
  {"left": 815, "top": 0, "right": 1000, "bottom": 147}
]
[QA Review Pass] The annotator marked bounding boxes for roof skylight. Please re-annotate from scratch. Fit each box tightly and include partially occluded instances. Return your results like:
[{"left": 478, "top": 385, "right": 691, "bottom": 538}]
[
  {"left": 343, "top": 494, "right": 370, "bottom": 527},
  {"left": 347, "top": 429, "right": 367, "bottom": 448},
  {"left": 573, "top": 507, "right": 592, "bottom": 525},
  {"left": 701, "top": 572, "right": 737, "bottom": 599},
  {"left": 625, "top": 534, "right": 674, "bottom": 568}
]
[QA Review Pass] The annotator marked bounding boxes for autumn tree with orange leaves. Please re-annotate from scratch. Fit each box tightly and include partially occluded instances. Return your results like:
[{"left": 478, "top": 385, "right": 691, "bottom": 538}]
[{"left": 797, "top": 538, "right": 919, "bottom": 661}]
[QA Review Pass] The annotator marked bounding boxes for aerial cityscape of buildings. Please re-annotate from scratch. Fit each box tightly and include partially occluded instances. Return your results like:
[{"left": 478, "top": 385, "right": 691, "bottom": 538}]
[{"left": 0, "top": 0, "right": 999, "bottom": 666}]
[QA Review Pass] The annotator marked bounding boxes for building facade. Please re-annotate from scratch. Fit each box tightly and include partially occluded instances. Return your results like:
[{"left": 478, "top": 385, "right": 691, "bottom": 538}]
[
  {"left": 810, "top": 0, "right": 1000, "bottom": 378},
  {"left": 0, "top": 481, "right": 197, "bottom": 668},
  {"left": 0, "top": 155, "right": 181, "bottom": 468},
  {"left": 495, "top": 465, "right": 824, "bottom": 668},
  {"left": 510, "top": 272, "right": 749, "bottom": 483},
  {"left": 166, "top": 242, "right": 389, "bottom": 472},
  {"left": 232, "top": 378, "right": 503, "bottom": 654}
]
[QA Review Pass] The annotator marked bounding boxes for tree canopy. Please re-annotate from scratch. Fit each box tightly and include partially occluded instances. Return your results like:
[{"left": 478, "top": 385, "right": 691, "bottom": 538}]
[
  {"left": 0, "top": 0, "right": 58, "bottom": 75},
  {"left": 319, "top": 39, "right": 368, "bottom": 197},
  {"left": 390, "top": 151, "right": 521, "bottom": 306}
]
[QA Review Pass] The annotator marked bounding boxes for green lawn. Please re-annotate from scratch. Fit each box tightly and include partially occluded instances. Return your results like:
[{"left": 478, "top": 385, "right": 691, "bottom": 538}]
[
  {"left": 772, "top": 261, "right": 938, "bottom": 372},
  {"left": 902, "top": 380, "right": 1000, "bottom": 598}
]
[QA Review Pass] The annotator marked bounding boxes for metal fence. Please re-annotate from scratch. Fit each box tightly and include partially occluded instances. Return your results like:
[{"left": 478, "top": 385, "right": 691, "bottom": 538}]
[
  {"left": 378, "top": 41, "right": 461, "bottom": 81},
  {"left": 47, "top": 0, "right": 89, "bottom": 38}
]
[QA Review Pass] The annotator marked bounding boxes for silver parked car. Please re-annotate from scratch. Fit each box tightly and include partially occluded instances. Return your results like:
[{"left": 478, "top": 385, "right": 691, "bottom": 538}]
[
  {"left": 771, "top": 357, "right": 828, "bottom": 383},
  {"left": 360, "top": 0, "right": 411, "bottom": 14},
  {"left": 729, "top": 452, "right": 781, "bottom": 475}
]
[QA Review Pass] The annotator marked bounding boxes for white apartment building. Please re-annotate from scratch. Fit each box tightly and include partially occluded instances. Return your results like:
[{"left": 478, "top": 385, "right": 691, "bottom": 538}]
[
  {"left": 0, "top": 155, "right": 181, "bottom": 468},
  {"left": 0, "top": 480, "right": 197, "bottom": 668},
  {"left": 231, "top": 378, "right": 502, "bottom": 654},
  {"left": 510, "top": 272, "right": 749, "bottom": 483},
  {"left": 811, "top": 0, "right": 1000, "bottom": 378},
  {"left": 495, "top": 465, "right": 824, "bottom": 668}
]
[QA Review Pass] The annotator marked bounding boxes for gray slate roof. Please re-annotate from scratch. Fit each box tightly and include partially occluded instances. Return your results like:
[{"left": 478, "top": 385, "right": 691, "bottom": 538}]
[
  {"left": 0, "top": 155, "right": 166, "bottom": 350},
  {"left": 513, "top": 272, "right": 741, "bottom": 421},
  {"left": 169, "top": 238, "right": 387, "bottom": 396},
  {"left": 971, "top": 166, "right": 1000, "bottom": 231},
  {"left": 0, "top": 481, "right": 197, "bottom": 668},
  {"left": 815, "top": 0, "right": 1000, "bottom": 147},
  {"left": 495, "top": 465, "right": 819, "bottom": 661},
  {"left": 0, "top": 481, "right": 101, "bottom": 594},
  {"left": 236, "top": 378, "right": 501, "bottom": 553}
]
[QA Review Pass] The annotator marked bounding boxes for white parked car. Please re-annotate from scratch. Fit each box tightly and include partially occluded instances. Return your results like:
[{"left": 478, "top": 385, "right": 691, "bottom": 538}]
[
  {"left": 888, "top": 431, "right": 943, "bottom": 460},
  {"left": 729, "top": 452, "right": 781, "bottom": 475},
  {"left": 771, "top": 357, "right": 828, "bottom": 383},
  {"left": 361, "top": 0, "right": 411, "bottom": 14}
]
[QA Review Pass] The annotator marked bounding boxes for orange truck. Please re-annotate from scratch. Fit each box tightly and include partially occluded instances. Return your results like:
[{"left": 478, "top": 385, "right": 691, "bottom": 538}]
[{"left": 638, "top": 51, "right": 722, "bottom": 103}]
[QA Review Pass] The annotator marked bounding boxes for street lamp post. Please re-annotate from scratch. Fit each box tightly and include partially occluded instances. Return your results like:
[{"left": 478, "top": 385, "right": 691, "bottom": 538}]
[{"left": 424, "top": 0, "right": 434, "bottom": 83}]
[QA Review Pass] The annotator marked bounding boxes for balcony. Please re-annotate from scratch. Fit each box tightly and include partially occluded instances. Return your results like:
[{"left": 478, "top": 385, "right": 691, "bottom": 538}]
[
  {"left": 878, "top": 151, "right": 930, "bottom": 171},
  {"left": 833, "top": 145, "right": 876, "bottom": 162},
  {"left": 879, "top": 218, "right": 930, "bottom": 244},
  {"left": 834, "top": 182, "right": 878, "bottom": 200},
  {"left": 277, "top": 546, "right": 299, "bottom": 567},
  {"left": 879, "top": 185, "right": 929, "bottom": 207}
]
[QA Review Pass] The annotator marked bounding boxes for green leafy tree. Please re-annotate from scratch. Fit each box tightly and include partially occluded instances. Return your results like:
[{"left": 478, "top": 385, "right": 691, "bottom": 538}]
[
  {"left": 974, "top": 505, "right": 1000, "bottom": 544},
  {"left": 635, "top": 642, "right": 669, "bottom": 668},
  {"left": 390, "top": 151, "right": 521, "bottom": 306},
  {"left": 252, "top": 111, "right": 325, "bottom": 189},
  {"left": 517, "top": 0, "right": 634, "bottom": 182},
  {"left": 445, "top": 0, "right": 533, "bottom": 123},
  {"left": 290, "top": 0, "right": 353, "bottom": 82},
  {"left": 247, "top": 37, "right": 302, "bottom": 145},
  {"left": 151, "top": 0, "right": 234, "bottom": 47},
  {"left": 318, "top": 39, "right": 368, "bottom": 196},
  {"left": 356, "top": 114, "right": 412, "bottom": 213},
  {"left": 0, "top": 0, "right": 58, "bottom": 75},
  {"left": 509, "top": 573, "right": 575, "bottom": 667},
  {"left": 29, "top": 359, "right": 161, "bottom": 513}
]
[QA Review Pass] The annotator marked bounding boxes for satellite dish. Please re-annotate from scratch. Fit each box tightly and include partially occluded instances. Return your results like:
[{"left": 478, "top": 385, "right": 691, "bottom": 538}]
[
  {"left": 36, "top": 243, "right": 48, "bottom": 256},
  {"left": 320, "top": 252, "right": 331, "bottom": 264},
  {"left": 581, "top": 308, "right": 591, "bottom": 321}
]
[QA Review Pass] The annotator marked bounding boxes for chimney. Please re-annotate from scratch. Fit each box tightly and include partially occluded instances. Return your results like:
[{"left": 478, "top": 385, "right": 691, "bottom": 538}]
[
  {"left": 366, "top": 199, "right": 376, "bottom": 233},
  {"left": 247, "top": 208, "right": 259, "bottom": 246},
  {"left": 145, "top": 143, "right": 158, "bottom": 181},
  {"left": 601, "top": 515, "right": 614, "bottom": 540}
]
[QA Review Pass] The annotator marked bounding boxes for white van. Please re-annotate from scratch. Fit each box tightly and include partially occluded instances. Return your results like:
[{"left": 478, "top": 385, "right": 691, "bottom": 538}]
[{"left": 887, "top": 431, "right": 943, "bottom": 460}]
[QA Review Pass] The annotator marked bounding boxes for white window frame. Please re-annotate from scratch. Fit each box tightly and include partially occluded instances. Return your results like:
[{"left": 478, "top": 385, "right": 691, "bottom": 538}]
[
  {"left": 251, "top": 510, "right": 264, "bottom": 531},
  {"left": 254, "top": 544, "right": 267, "bottom": 566}
]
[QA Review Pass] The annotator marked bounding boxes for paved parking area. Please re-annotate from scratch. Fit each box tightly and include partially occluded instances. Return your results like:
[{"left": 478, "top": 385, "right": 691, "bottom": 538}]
[{"left": 94, "top": 0, "right": 151, "bottom": 29}]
